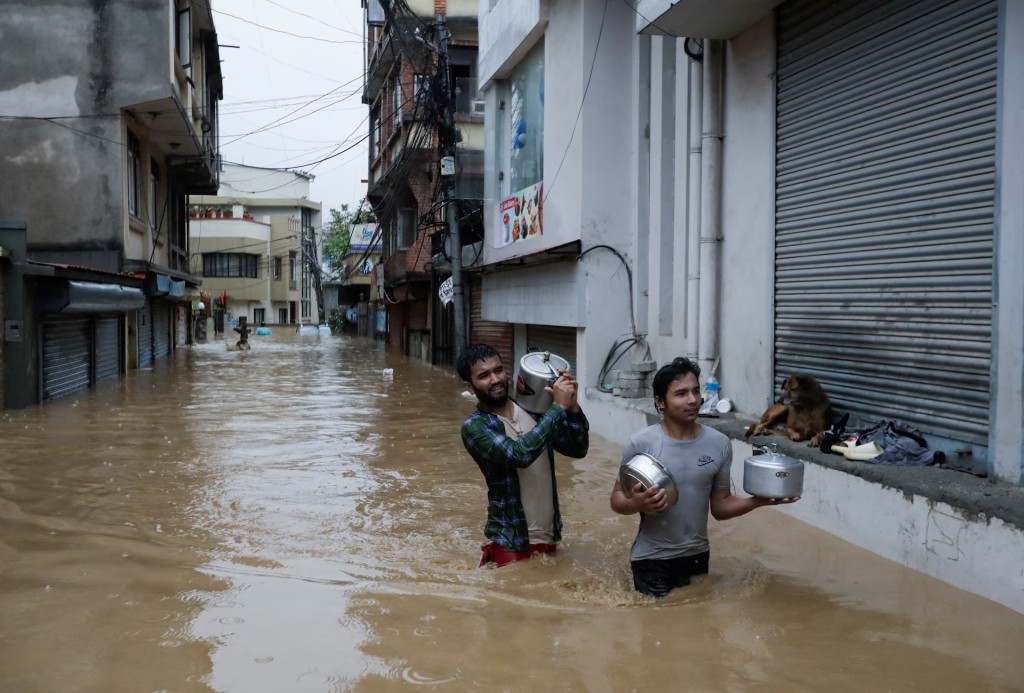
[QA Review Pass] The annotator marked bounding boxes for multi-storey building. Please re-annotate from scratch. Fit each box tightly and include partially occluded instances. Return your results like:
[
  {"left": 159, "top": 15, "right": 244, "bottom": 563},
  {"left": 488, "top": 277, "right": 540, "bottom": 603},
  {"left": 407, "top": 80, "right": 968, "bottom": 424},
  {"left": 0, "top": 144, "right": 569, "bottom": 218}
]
[
  {"left": 188, "top": 164, "right": 322, "bottom": 332},
  {"left": 363, "top": 0, "right": 484, "bottom": 365},
  {"left": 0, "top": 0, "right": 222, "bottom": 407}
]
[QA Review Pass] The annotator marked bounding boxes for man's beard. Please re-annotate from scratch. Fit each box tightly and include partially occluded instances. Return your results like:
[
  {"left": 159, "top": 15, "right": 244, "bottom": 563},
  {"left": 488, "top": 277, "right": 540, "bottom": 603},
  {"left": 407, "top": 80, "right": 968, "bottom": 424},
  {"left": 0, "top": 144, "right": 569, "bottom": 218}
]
[{"left": 473, "top": 381, "right": 509, "bottom": 408}]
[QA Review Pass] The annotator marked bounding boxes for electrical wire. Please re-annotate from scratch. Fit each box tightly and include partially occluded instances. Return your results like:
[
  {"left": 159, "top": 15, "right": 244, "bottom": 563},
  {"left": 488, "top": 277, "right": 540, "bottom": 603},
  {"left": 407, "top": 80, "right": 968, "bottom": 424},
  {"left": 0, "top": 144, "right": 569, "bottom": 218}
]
[{"left": 196, "top": 2, "right": 362, "bottom": 45}]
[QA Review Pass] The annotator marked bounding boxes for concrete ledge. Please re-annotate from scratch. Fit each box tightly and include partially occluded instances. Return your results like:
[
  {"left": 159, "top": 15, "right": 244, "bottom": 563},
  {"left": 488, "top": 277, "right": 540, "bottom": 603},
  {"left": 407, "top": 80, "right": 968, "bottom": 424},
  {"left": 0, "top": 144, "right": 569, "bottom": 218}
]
[{"left": 586, "top": 387, "right": 1024, "bottom": 533}]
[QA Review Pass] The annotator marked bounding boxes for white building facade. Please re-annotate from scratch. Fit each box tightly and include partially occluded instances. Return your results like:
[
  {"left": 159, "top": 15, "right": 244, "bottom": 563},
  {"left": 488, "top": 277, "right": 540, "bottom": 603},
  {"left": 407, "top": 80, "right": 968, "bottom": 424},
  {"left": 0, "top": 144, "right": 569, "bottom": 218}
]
[
  {"left": 189, "top": 164, "right": 323, "bottom": 328},
  {"left": 478, "top": 0, "right": 1024, "bottom": 611}
]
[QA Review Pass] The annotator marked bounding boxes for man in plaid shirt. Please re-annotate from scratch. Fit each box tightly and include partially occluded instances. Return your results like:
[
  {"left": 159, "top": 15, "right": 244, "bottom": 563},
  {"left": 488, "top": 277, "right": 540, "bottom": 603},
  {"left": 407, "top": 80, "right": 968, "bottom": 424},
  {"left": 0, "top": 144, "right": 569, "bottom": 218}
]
[{"left": 458, "top": 344, "right": 590, "bottom": 567}]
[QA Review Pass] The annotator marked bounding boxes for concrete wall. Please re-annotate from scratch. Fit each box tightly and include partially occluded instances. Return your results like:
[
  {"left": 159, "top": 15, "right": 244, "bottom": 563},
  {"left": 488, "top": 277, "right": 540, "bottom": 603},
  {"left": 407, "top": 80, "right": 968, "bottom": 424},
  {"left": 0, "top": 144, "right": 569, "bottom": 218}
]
[
  {"left": 0, "top": 0, "right": 172, "bottom": 267},
  {"left": 991, "top": 0, "right": 1024, "bottom": 485},
  {"left": 718, "top": 16, "right": 777, "bottom": 416},
  {"left": 478, "top": 0, "right": 546, "bottom": 86},
  {"left": 215, "top": 166, "right": 316, "bottom": 203},
  {"left": 730, "top": 438, "right": 1024, "bottom": 614}
]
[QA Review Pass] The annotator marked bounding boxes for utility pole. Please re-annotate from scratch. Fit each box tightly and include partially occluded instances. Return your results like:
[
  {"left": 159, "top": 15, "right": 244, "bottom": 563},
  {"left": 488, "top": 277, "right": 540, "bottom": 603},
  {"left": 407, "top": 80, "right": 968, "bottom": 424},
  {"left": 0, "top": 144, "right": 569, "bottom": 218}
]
[{"left": 436, "top": 15, "right": 467, "bottom": 358}]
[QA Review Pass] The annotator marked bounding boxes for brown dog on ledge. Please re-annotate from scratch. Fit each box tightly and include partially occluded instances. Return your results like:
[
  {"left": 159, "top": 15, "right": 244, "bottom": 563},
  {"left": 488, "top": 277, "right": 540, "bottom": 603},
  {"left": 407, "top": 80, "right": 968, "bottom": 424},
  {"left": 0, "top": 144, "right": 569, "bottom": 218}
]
[{"left": 745, "top": 374, "right": 831, "bottom": 448}]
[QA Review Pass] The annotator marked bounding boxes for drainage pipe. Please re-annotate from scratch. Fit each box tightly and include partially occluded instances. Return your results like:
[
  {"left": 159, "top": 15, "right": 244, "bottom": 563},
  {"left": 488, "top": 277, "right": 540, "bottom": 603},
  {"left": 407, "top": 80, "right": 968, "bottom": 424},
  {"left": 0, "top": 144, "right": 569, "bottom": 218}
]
[
  {"left": 685, "top": 50, "right": 703, "bottom": 360},
  {"left": 697, "top": 39, "right": 724, "bottom": 378}
]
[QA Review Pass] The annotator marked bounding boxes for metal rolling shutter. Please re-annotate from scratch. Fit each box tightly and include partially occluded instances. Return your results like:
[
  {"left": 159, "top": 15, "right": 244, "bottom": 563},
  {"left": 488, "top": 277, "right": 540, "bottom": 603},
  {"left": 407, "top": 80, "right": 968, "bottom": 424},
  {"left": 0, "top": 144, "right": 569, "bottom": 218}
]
[
  {"left": 153, "top": 300, "right": 170, "bottom": 359},
  {"left": 469, "top": 276, "right": 513, "bottom": 369},
  {"left": 94, "top": 314, "right": 122, "bottom": 384},
  {"left": 526, "top": 324, "right": 577, "bottom": 375},
  {"left": 774, "top": 0, "right": 997, "bottom": 451},
  {"left": 41, "top": 316, "right": 91, "bottom": 401},
  {"left": 138, "top": 302, "right": 153, "bottom": 367}
]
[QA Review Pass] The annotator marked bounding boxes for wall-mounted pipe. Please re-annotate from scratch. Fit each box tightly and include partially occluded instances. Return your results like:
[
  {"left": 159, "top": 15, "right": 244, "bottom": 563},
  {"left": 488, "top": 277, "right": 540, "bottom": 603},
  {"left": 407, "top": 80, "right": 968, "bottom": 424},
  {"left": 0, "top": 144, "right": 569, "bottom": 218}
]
[
  {"left": 697, "top": 39, "right": 723, "bottom": 378},
  {"left": 685, "top": 51, "right": 703, "bottom": 360}
]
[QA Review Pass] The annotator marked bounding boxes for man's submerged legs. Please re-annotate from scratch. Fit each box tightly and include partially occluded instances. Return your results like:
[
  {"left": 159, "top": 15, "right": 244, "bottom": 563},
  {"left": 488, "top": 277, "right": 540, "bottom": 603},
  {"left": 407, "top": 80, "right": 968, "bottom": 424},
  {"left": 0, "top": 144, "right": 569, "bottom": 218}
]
[{"left": 631, "top": 552, "right": 710, "bottom": 598}]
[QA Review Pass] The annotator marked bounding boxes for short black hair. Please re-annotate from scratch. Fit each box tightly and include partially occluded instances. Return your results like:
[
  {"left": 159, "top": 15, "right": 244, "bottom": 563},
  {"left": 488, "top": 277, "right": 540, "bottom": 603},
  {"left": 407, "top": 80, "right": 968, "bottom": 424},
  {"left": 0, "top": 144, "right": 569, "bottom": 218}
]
[
  {"left": 457, "top": 344, "right": 501, "bottom": 382},
  {"left": 652, "top": 357, "right": 701, "bottom": 400}
]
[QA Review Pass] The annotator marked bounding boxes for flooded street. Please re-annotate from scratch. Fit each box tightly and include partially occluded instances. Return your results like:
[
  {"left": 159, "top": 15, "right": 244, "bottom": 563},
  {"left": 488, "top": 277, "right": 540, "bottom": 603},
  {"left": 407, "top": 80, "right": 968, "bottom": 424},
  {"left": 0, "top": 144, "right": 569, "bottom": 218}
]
[{"left": 1, "top": 332, "right": 1022, "bottom": 692}]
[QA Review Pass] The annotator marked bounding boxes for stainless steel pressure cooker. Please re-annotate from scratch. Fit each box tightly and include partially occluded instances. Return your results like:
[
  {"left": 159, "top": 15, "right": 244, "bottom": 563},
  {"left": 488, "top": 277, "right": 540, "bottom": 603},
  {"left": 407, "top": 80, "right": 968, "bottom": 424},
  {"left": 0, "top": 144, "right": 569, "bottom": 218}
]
[
  {"left": 743, "top": 444, "right": 805, "bottom": 499},
  {"left": 516, "top": 351, "right": 571, "bottom": 413}
]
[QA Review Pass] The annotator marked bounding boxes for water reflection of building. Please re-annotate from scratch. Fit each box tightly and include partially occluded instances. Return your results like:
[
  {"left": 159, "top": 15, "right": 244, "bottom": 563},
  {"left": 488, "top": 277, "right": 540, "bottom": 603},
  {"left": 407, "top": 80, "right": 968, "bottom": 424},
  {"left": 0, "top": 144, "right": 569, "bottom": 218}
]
[
  {"left": 0, "top": 0, "right": 222, "bottom": 408},
  {"left": 363, "top": 0, "right": 486, "bottom": 365},
  {"left": 323, "top": 223, "right": 384, "bottom": 338},
  {"left": 188, "top": 163, "right": 323, "bottom": 331}
]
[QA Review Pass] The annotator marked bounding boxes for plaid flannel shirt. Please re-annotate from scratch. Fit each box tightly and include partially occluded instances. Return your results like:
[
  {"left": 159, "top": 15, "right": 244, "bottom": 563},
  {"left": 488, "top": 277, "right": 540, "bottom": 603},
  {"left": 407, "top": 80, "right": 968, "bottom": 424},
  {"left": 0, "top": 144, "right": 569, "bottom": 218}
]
[{"left": 461, "top": 402, "right": 590, "bottom": 551}]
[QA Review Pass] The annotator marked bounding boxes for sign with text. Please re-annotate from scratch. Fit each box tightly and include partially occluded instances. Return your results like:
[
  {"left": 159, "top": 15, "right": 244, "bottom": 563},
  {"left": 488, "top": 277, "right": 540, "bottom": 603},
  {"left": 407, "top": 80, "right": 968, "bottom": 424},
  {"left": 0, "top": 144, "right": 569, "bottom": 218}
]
[
  {"left": 438, "top": 276, "right": 454, "bottom": 306},
  {"left": 495, "top": 181, "right": 543, "bottom": 248}
]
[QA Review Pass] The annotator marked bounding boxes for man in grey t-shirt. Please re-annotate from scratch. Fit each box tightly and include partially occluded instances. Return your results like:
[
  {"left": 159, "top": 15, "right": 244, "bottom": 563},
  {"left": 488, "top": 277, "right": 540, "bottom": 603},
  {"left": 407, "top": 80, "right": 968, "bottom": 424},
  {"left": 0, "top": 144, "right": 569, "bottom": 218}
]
[{"left": 610, "top": 357, "right": 799, "bottom": 598}]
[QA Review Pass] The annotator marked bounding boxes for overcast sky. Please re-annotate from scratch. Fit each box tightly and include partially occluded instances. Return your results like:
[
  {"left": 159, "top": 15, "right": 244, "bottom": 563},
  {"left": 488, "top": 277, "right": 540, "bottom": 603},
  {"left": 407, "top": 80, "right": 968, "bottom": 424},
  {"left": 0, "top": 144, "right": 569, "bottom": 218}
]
[{"left": 212, "top": 0, "right": 368, "bottom": 218}]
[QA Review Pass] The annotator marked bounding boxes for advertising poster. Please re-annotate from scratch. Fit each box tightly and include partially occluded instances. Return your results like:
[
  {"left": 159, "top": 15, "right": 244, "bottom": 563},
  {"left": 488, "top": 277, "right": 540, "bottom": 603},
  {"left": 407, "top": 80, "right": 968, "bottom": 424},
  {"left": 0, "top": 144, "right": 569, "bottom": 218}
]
[{"left": 495, "top": 182, "right": 543, "bottom": 248}]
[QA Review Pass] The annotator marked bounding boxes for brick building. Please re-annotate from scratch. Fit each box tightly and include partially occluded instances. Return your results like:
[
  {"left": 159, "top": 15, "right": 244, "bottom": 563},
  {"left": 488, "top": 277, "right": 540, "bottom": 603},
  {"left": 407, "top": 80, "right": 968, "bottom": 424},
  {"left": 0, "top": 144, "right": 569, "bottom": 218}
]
[{"left": 363, "top": 0, "right": 485, "bottom": 365}]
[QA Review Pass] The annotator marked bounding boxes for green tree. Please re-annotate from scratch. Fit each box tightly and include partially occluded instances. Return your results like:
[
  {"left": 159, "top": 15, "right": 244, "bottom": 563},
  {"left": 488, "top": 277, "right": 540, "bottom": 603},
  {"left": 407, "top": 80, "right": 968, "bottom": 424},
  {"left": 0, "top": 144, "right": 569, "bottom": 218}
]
[{"left": 322, "top": 202, "right": 374, "bottom": 279}]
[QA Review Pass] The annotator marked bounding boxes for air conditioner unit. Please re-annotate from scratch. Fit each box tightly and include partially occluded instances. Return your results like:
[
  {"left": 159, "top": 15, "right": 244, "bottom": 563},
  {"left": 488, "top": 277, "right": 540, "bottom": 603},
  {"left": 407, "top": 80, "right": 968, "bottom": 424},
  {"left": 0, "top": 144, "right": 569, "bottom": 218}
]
[{"left": 471, "top": 99, "right": 486, "bottom": 116}]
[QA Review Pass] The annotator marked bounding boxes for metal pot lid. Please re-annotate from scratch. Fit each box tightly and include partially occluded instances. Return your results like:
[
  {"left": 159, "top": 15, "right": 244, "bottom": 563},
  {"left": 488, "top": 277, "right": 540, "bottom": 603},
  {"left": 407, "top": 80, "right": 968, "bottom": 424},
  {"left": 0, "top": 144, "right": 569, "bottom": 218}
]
[
  {"left": 747, "top": 443, "right": 804, "bottom": 468},
  {"left": 520, "top": 351, "right": 570, "bottom": 377}
]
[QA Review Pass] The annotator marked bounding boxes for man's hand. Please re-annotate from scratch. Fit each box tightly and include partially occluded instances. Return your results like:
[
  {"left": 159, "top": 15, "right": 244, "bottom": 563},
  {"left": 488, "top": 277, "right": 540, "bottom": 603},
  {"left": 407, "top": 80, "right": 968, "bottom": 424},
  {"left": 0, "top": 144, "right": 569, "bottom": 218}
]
[
  {"left": 755, "top": 496, "right": 800, "bottom": 507},
  {"left": 547, "top": 369, "right": 580, "bottom": 412},
  {"left": 546, "top": 372, "right": 576, "bottom": 410},
  {"left": 632, "top": 483, "right": 669, "bottom": 513}
]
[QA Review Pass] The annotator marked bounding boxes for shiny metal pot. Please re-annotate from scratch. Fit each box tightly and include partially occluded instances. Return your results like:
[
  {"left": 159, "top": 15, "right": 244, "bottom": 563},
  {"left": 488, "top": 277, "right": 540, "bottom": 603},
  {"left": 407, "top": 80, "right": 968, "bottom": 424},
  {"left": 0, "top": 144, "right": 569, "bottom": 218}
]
[
  {"left": 743, "top": 445, "right": 805, "bottom": 499},
  {"left": 619, "top": 453, "right": 679, "bottom": 508},
  {"left": 516, "top": 351, "right": 571, "bottom": 413}
]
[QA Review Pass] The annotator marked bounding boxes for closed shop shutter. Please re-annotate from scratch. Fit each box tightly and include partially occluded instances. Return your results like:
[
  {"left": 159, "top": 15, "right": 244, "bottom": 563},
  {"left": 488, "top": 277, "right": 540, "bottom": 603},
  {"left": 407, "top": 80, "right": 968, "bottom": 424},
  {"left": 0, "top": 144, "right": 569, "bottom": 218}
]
[
  {"left": 526, "top": 324, "right": 577, "bottom": 374},
  {"left": 41, "top": 315, "right": 91, "bottom": 401},
  {"left": 469, "top": 276, "right": 513, "bottom": 369},
  {"left": 153, "top": 299, "right": 171, "bottom": 359},
  {"left": 94, "top": 313, "right": 122, "bottom": 385},
  {"left": 138, "top": 302, "right": 153, "bottom": 367},
  {"left": 774, "top": 0, "right": 997, "bottom": 459}
]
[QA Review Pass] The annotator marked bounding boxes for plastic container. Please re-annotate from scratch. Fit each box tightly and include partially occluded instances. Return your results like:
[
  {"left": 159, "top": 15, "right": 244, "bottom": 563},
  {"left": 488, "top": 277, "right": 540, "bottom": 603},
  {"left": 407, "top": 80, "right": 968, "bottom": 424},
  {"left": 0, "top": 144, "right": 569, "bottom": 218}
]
[{"left": 699, "top": 376, "right": 720, "bottom": 415}]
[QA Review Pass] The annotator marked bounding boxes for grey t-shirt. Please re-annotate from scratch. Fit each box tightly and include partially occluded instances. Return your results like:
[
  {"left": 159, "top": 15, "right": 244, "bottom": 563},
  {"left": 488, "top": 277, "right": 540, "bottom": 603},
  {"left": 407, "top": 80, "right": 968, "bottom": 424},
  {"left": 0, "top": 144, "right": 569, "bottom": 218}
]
[{"left": 620, "top": 424, "right": 732, "bottom": 561}]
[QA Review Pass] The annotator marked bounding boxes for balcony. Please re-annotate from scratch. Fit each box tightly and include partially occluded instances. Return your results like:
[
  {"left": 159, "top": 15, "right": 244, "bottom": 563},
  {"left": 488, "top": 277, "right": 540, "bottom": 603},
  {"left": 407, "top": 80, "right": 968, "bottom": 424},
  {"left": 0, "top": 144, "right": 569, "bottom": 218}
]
[{"left": 383, "top": 250, "right": 408, "bottom": 285}]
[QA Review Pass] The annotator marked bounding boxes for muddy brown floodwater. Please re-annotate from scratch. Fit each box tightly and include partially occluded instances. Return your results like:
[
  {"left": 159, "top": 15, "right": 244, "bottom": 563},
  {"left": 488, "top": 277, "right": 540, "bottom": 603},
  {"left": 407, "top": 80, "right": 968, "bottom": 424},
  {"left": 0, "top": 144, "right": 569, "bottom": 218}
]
[{"left": 0, "top": 331, "right": 1022, "bottom": 692}]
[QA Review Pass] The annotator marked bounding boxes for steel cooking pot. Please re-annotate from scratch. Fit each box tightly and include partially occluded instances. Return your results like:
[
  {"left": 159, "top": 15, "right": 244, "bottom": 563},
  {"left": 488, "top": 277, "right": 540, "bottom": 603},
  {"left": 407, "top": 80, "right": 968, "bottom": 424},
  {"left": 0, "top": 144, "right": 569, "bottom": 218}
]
[
  {"left": 516, "top": 351, "right": 571, "bottom": 413},
  {"left": 619, "top": 453, "right": 679, "bottom": 508},
  {"left": 743, "top": 445, "right": 804, "bottom": 499}
]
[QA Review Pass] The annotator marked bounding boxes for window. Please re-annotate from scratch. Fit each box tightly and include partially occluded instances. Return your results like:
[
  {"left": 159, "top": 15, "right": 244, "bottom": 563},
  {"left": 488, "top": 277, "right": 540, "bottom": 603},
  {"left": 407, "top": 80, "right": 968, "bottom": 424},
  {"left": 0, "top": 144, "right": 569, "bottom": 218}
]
[
  {"left": 289, "top": 251, "right": 297, "bottom": 289},
  {"left": 202, "top": 253, "right": 259, "bottom": 278},
  {"left": 278, "top": 308, "right": 288, "bottom": 324},
  {"left": 371, "top": 109, "right": 381, "bottom": 160},
  {"left": 397, "top": 208, "right": 416, "bottom": 249},
  {"left": 503, "top": 41, "right": 544, "bottom": 197},
  {"left": 393, "top": 78, "right": 403, "bottom": 128},
  {"left": 127, "top": 133, "right": 141, "bottom": 218},
  {"left": 149, "top": 161, "right": 160, "bottom": 230},
  {"left": 414, "top": 74, "right": 431, "bottom": 103},
  {"left": 273, "top": 256, "right": 282, "bottom": 280},
  {"left": 253, "top": 308, "right": 265, "bottom": 325},
  {"left": 176, "top": 7, "right": 192, "bottom": 67}
]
